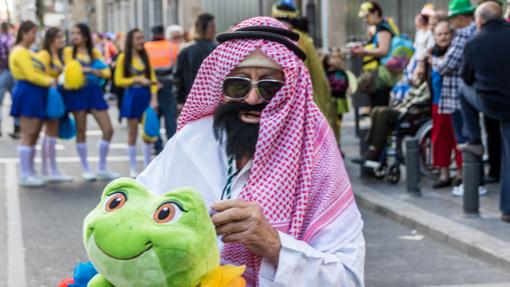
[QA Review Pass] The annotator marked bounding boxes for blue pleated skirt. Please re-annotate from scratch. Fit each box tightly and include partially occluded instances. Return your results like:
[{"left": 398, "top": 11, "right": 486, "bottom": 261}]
[
  {"left": 10, "top": 80, "right": 48, "bottom": 119},
  {"left": 120, "top": 86, "right": 151, "bottom": 119},
  {"left": 63, "top": 81, "right": 108, "bottom": 112}
]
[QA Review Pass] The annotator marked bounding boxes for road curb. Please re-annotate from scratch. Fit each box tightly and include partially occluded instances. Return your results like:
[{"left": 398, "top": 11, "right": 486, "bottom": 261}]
[{"left": 354, "top": 185, "right": 510, "bottom": 271}]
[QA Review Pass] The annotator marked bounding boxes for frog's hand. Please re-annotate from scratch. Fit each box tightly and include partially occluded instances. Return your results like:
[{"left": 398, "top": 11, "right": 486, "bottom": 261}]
[
  {"left": 200, "top": 265, "right": 246, "bottom": 287},
  {"left": 87, "top": 274, "right": 114, "bottom": 287}
]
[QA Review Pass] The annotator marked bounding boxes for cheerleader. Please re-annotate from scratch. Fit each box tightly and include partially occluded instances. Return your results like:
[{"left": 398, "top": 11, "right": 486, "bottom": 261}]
[
  {"left": 38, "top": 27, "right": 73, "bottom": 182},
  {"left": 9, "top": 21, "right": 55, "bottom": 187},
  {"left": 63, "top": 23, "right": 118, "bottom": 181},
  {"left": 115, "top": 28, "right": 158, "bottom": 177}
]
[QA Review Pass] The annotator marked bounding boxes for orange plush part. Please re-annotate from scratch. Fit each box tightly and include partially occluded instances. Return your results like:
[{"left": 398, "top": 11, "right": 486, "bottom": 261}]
[{"left": 200, "top": 265, "right": 246, "bottom": 287}]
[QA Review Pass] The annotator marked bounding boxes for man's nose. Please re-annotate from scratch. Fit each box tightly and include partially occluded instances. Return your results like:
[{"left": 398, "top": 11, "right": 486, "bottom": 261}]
[{"left": 244, "top": 85, "right": 263, "bottom": 105}]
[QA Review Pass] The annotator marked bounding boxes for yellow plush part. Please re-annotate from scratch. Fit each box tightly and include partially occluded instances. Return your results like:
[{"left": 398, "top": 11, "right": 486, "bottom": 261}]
[
  {"left": 200, "top": 265, "right": 246, "bottom": 287},
  {"left": 64, "top": 60, "right": 85, "bottom": 90}
]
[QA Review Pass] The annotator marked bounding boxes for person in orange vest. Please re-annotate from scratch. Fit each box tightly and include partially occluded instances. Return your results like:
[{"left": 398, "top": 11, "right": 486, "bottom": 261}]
[{"left": 145, "top": 25, "right": 180, "bottom": 153}]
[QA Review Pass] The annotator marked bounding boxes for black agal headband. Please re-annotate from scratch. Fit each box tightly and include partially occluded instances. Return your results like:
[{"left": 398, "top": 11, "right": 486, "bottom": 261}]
[{"left": 216, "top": 26, "right": 307, "bottom": 61}]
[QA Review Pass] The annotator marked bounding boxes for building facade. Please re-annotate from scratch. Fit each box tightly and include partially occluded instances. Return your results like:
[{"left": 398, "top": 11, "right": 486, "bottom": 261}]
[{"left": 14, "top": 0, "right": 37, "bottom": 22}]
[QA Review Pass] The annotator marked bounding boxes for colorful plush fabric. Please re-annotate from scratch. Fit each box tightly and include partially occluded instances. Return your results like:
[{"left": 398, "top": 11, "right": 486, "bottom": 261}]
[
  {"left": 83, "top": 178, "right": 245, "bottom": 287},
  {"left": 177, "top": 17, "right": 361, "bottom": 285}
]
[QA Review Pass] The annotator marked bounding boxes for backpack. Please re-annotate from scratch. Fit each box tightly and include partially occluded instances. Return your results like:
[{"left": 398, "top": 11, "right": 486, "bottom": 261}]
[{"left": 374, "top": 18, "right": 415, "bottom": 73}]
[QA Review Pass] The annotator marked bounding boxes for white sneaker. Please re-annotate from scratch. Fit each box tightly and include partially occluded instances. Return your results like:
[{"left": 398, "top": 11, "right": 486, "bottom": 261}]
[
  {"left": 452, "top": 184, "right": 464, "bottom": 197},
  {"left": 34, "top": 174, "right": 49, "bottom": 183},
  {"left": 129, "top": 169, "right": 138, "bottom": 178},
  {"left": 479, "top": 185, "right": 488, "bottom": 196},
  {"left": 82, "top": 171, "right": 97, "bottom": 182},
  {"left": 47, "top": 174, "right": 73, "bottom": 183},
  {"left": 96, "top": 169, "right": 120, "bottom": 181},
  {"left": 20, "top": 175, "right": 46, "bottom": 188},
  {"left": 452, "top": 184, "right": 488, "bottom": 197}
]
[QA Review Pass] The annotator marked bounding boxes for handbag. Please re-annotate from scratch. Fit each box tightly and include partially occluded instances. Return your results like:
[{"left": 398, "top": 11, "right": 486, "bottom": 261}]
[{"left": 47, "top": 86, "right": 65, "bottom": 119}]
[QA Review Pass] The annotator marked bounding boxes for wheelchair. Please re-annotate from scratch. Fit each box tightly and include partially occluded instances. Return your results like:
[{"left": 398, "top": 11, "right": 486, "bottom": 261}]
[{"left": 362, "top": 103, "right": 433, "bottom": 184}]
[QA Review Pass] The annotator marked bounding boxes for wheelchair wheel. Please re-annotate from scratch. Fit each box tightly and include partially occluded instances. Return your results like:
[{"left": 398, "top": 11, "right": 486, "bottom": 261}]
[
  {"left": 387, "top": 165, "right": 401, "bottom": 184},
  {"left": 373, "top": 164, "right": 387, "bottom": 180},
  {"left": 414, "top": 119, "right": 433, "bottom": 177}
]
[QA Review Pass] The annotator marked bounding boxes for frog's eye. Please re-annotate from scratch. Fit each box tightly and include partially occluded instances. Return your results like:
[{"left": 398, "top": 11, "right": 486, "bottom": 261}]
[
  {"left": 104, "top": 192, "right": 127, "bottom": 212},
  {"left": 153, "top": 202, "right": 183, "bottom": 224}
]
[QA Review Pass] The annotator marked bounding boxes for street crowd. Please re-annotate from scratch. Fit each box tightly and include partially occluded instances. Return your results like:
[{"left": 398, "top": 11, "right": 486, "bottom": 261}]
[
  {"left": 0, "top": 13, "right": 218, "bottom": 186},
  {"left": 350, "top": 0, "right": 510, "bottom": 223},
  {"left": 1, "top": 0, "right": 510, "bottom": 285}
]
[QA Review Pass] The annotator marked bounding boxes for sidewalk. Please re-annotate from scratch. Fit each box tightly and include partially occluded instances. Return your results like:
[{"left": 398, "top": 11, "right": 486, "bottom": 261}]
[{"left": 342, "top": 113, "right": 510, "bottom": 271}]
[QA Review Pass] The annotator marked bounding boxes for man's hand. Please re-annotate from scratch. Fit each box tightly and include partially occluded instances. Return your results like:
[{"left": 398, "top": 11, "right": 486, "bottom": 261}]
[{"left": 211, "top": 199, "right": 281, "bottom": 266}]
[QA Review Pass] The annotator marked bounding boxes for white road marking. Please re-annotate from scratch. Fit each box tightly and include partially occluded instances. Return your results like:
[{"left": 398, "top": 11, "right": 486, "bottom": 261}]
[
  {"left": 35, "top": 144, "right": 65, "bottom": 151},
  {"left": 34, "top": 143, "right": 131, "bottom": 151},
  {"left": 5, "top": 162, "right": 27, "bottom": 287},
  {"left": 84, "top": 129, "right": 167, "bottom": 136},
  {"left": 0, "top": 155, "right": 144, "bottom": 164},
  {"left": 109, "top": 143, "right": 129, "bottom": 149}
]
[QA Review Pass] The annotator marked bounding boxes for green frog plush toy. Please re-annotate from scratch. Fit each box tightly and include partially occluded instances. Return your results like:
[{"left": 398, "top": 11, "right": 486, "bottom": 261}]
[{"left": 83, "top": 178, "right": 245, "bottom": 287}]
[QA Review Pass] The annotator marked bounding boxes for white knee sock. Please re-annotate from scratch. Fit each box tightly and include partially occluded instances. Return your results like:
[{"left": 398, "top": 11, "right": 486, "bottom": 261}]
[
  {"left": 29, "top": 146, "right": 36, "bottom": 175},
  {"left": 47, "top": 136, "right": 59, "bottom": 176},
  {"left": 128, "top": 145, "right": 137, "bottom": 171},
  {"left": 41, "top": 136, "right": 49, "bottom": 176},
  {"left": 98, "top": 140, "right": 110, "bottom": 172},
  {"left": 18, "top": 145, "right": 32, "bottom": 178},
  {"left": 76, "top": 143, "right": 91, "bottom": 172},
  {"left": 143, "top": 143, "right": 153, "bottom": 167}
]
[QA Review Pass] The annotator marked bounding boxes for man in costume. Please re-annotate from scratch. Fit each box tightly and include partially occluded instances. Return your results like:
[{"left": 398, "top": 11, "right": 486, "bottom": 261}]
[{"left": 137, "top": 17, "right": 365, "bottom": 287}]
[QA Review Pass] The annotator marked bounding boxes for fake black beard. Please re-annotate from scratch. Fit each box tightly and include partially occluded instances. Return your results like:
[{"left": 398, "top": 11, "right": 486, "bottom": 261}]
[{"left": 213, "top": 102, "right": 267, "bottom": 160}]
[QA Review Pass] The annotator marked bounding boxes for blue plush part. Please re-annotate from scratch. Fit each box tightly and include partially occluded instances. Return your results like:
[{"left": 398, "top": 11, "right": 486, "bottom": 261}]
[
  {"left": 47, "top": 86, "right": 65, "bottom": 119},
  {"left": 87, "top": 59, "right": 108, "bottom": 87},
  {"left": 58, "top": 114, "right": 77, "bottom": 140},
  {"left": 279, "top": 0, "right": 296, "bottom": 9},
  {"left": 68, "top": 261, "right": 98, "bottom": 287},
  {"left": 144, "top": 107, "right": 160, "bottom": 138}
]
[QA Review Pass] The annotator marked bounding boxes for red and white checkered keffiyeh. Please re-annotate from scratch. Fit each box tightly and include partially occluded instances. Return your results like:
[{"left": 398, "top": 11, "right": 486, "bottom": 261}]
[{"left": 178, "top": 17, "right": 362, "bottom": 286}]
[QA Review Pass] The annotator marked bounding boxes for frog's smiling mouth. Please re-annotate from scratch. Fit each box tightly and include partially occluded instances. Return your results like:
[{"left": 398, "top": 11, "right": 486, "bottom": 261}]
[{"left": 91, "top": 232, "right": 154, "bottom": 261}]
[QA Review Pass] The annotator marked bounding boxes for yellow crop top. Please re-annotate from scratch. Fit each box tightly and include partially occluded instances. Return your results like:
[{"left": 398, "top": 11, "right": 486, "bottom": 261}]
[
  {"left": 9, "top": 46, "right": 53, "bottom": 87},
  {"left": 114, "top": 53, "right": 158, "bottom": 95},
  {"left": 38, "top": 49, "right": 63, "bottom": 79}
]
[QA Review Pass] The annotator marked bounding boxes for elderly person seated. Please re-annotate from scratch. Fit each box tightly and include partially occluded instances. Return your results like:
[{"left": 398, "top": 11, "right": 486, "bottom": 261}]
[
  {"left": 353, "top": 69, "right": 431, "bottom": 163},
  {"left": 137, "top": 17, "right": 365, "bottom": 286}
]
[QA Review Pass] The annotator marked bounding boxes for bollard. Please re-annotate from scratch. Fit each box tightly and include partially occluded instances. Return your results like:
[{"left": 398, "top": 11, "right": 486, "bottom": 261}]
[
  {"left": 462, "top": 151, "right": 480, "bottom": 214},
  {"left": 405, "top": 138, "right": 422, "bottom": 196},
  {"left": 358, "top": 128, "right": 372, "bottom": 178}
]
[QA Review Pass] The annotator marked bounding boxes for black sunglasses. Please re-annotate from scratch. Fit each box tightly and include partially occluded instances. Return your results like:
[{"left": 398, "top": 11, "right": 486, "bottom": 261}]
[{"left": 222, "top": 76, "right": 284, "bottom": 102}]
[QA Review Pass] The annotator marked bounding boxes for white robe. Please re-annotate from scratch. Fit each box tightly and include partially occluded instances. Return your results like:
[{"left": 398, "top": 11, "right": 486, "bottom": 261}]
[{"left": 137, "top": 116, "right": 365, "bottom": 286}]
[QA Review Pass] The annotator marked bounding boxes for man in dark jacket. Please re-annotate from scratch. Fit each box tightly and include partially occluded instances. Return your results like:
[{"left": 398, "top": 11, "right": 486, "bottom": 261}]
[
  {"left": 173, "top": 13, "right": 217, "bottom": 106},
  {"left": 459, "top": 1, "right": 510, "bottom": 223}
]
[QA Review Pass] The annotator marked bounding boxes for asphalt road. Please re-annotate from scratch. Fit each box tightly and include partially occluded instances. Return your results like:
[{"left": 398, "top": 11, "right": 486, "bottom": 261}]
[{"left": 0, "top": 104, "right": 509, "bottom": 287}]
